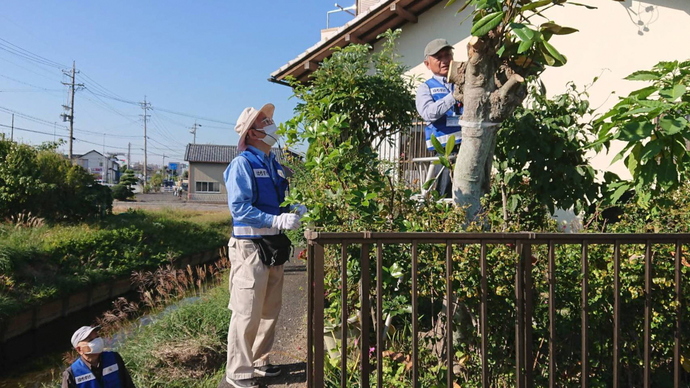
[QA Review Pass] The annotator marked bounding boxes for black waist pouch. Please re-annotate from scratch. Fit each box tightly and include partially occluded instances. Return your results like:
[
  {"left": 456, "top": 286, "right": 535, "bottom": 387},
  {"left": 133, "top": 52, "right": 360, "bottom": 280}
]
[{"left": 253, "top": 234, "right": 293, "bottom": 266}]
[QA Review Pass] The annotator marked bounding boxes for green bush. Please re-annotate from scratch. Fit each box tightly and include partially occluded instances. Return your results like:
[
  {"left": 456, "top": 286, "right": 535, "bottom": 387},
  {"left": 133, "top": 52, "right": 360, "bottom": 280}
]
[
  {"left": 0, "top": 139, "right": 112, "bottom": 221},
  {"left": 111, "top": 184, "right": 135, "bottom": 201}
]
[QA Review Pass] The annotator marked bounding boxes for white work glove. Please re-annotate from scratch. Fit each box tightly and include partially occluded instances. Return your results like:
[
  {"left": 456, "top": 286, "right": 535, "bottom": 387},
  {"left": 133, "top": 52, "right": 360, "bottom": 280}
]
[
  {"left": 293, "top": 204, "right": 308, "bottom": 217},
  {"left": 272, "top": 213, "right": 301, "bottom": 230}
]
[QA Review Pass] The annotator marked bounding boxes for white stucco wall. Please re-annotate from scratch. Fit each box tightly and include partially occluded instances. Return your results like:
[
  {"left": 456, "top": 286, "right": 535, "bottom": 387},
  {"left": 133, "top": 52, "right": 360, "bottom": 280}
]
[{"left": 373, "top": 0, "right": 690, "bottom": 178}]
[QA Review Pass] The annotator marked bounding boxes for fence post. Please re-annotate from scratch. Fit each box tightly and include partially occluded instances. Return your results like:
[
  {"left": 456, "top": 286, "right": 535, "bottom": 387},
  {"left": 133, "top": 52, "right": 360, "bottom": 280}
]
[{"left": 307, "top": 236, "right": 325, "bottom": 388}]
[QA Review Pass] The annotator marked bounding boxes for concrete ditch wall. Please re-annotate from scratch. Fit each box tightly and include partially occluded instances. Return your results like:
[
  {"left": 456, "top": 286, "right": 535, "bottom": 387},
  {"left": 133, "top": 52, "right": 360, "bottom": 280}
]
[{"left": 0, "top": 247, "right": 225, "bottom": 369}]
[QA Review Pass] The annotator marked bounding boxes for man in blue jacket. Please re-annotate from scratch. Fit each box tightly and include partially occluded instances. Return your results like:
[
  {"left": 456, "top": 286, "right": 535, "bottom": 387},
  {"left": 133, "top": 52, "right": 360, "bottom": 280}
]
[
  {"left": 62, "top": 325, "right": 136, "bottom": 388},
  {"left": 223, "top": 103, "right": 304, "bottom": 388},
  {"left": 415, "top": 38, "right": 464, "bottom": 198}
]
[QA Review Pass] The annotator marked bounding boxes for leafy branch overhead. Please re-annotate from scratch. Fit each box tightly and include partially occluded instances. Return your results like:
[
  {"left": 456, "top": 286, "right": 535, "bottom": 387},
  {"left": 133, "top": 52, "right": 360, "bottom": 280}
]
[
  {"left": 593, "top": 60, "right": 690, "bottom": 208},
  {"left": 448, "top": 0, "right": 589, "bottom": 76}
]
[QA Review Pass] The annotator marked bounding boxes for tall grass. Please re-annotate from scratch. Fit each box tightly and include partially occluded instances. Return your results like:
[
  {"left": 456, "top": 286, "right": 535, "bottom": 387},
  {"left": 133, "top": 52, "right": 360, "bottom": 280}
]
[
  {"left": 0, "top": 208, "right": 231, "bottom": 318},
  {"left": 116, "top": 281, "right": 230, "bottom": 388}
]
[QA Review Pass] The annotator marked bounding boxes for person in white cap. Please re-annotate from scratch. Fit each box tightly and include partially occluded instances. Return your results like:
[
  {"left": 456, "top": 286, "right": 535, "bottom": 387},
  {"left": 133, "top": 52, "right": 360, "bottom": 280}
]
[
  {"left": 416, "top": 38, "right": 464, "bottom": 198},
  {"left": 61, "top": 325, "right": 136, "bottom": 388},
  {"left": 223, "top": 103, "right": 305, "bottom": 388}
]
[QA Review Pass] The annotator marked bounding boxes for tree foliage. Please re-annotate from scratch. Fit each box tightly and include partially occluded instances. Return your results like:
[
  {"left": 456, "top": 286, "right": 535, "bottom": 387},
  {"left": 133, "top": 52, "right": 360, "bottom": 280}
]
[
  {"left": 0, "top": 139, "right": 112, "bottom": 222},
  {"left": 490, "top": 81, "right": 600, "bottom": 229},
  {"left": 593, "top": 59, "right": 690, "bottom": 210},
  {"left": 282, "top": 30, "right": 418, "bottom": 230}
]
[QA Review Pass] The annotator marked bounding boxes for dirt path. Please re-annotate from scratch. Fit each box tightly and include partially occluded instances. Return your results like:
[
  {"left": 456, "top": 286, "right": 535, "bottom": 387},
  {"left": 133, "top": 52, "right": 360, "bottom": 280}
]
[{"left": 217, "top": 259, "right": 309, "bottom": 388}]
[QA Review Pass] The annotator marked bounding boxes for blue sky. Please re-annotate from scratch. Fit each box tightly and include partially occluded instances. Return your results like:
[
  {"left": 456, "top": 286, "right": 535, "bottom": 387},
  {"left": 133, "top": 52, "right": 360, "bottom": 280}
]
[{"left": 0, "top": 1, "right": 356, "bottom": 165}]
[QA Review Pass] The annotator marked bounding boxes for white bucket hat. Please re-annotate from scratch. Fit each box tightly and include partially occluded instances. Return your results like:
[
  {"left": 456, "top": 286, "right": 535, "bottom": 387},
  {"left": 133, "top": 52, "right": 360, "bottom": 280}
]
[{"left": 235, "top": 103, "right": 275, "bottom": 151}]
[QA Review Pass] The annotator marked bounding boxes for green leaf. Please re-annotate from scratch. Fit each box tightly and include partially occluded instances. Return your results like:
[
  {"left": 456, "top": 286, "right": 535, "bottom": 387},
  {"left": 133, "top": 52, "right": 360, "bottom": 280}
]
[
  {"left": 658, "top": 84, "right": 686, "bottom": 101},
  {"left": 389, "top": 262, "right": 404, "bottom": 279},
  {"left": 541, "top": 40, "right": 567, "bottom": 66},
  {"left": 452, "top": 0, "right": 473, "bottom": 14},
  {"left": 628, "top": 85, "right": 659, "bottom": 99},
  {"left": 430, "top": 134, "right": 443, "bottom": 154},
  {"left": 625, "top": 70, "right": 661, "bottom": 81},
  {"left": 619, "top": 121, "right": 654, "bottom": 141},
  {"left": 657, "top": 157, "right": 679, "bottom": 190},
  {"left": 520, "top": 0, "right": 552, "bottom": 12},
  {"left": 659, "top": 117, "right": 687, "bottom": 135},
  {"left": 567, "top": 2, "right": 598, "bottom": 9},
  {"left": 639, "top": 139, "right": 663, "bottom": 163},
  {"left": 444, "top": 135, "right": 456, "bottom": 156},
  {"left": 517, "top": 40, "right": 533, "bottom": 54},
  {"left": 510, "top": 23, "right": 536, "bottom": 41},
  {"left": 625, "top": 144, "right": 641, "bottom": 177},
  {"left": 471, "top": 11, "right": 504, "bottom": 37},
  {"left": 609, "top": 182, "right": 632, "bottom": 204},
  {"left": 540, "top": 22, "right": 579, "bottom": 35}
]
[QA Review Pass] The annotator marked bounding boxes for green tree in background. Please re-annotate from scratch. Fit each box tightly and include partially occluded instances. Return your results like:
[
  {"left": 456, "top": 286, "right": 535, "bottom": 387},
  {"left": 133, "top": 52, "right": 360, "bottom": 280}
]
[{"left": 0, "top": 139, "right": 111, "bottom": 221}]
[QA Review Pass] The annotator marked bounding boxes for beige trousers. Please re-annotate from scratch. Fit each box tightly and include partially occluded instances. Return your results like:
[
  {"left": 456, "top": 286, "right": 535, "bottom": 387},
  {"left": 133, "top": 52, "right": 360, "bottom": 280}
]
[{"left": 225, "top": 237, "right": 284, "bottom": 380}]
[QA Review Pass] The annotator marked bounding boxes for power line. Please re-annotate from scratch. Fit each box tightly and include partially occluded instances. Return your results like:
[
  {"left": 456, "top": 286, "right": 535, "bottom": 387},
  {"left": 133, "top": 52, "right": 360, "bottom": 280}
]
[
  {"left": 77, "top": 71, "right": 129, "bottom": 102},
  {"left": 0, "top": 38, "right": 66, "bottom": 69},
  {"left": 0, "top": 73, "right": 62, "bottom": 92},
  {"left": 151, "top": 105, "right": 234, "bottom": 125},
  {"left": 82, "top": 88, "right": 138, "bottom": 122},
  {"left": 0, "top": 105, "right": 66, "bottom": 128},
  {"left": 0, "top": 56, "right": 61, "bottom": 83},
  {"left": 0, "top": 122, "right": 58, "bottom": 137}
]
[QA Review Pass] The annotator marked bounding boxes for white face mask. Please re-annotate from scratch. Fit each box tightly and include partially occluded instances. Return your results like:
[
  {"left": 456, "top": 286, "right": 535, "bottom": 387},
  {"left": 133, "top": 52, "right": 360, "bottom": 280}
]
[
  {"left": 259, "top": 123, "right": 279, "bottom": 146},
  {"left": 83, "top": 337, "right": 105, "bottom": 354}
]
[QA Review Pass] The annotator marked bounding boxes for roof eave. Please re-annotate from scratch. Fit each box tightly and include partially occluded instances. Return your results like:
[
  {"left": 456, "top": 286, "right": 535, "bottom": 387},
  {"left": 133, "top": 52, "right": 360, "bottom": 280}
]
[{"left": 270, "top": 0, "right": 441, "bottom": 86}]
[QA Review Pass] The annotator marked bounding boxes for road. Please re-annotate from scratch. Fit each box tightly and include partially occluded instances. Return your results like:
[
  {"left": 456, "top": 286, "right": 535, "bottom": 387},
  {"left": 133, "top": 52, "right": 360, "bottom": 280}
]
[{"left": 113, "top": 191, "right": 228, "bottom": 212}]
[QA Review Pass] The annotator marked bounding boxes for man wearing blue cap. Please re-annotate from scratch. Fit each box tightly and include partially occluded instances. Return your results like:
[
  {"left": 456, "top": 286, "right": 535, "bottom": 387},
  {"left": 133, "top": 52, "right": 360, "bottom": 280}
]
[{"left": 62, "top": 325, "right": 136, "bottom": 388}]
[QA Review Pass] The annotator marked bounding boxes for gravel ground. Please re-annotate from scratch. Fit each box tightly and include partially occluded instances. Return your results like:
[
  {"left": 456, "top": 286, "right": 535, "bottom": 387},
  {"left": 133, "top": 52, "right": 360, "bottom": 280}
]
[{"left": 115, "top": 192, "right": 309, "bottom": 387}]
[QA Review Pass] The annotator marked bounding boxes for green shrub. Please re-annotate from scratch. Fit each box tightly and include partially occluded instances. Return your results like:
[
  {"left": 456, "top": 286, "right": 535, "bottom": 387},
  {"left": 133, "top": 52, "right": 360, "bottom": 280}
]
[
  {"left": 0, "top": 139, "right": 112, "bottom": 221},
  {"left": 111, "top": 184, "right": 135, "bottom": 201}
]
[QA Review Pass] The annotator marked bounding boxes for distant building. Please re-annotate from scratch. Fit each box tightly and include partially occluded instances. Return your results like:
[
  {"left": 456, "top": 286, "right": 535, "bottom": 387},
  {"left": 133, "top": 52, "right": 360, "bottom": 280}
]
[
  {"left": 183, "top": 144, "right": 297, "bottom": 203},
  {"left": 75, "top": 150, "right": 121, "bottom": 184}
]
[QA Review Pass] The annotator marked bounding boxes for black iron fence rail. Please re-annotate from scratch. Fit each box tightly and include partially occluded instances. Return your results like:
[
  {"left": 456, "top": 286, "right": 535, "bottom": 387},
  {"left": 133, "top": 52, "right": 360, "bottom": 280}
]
[{"left": 305, "top": 231, "right": 690, "bottom": 388}]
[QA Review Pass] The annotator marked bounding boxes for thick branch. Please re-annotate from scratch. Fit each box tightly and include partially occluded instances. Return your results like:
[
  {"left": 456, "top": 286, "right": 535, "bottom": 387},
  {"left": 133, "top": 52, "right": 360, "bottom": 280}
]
[
  {"left": 448, "top": 60, "right": 467, "bottom": 104},
  {"left": 489, "top": 73, "right": 525, "bottom": 122}
]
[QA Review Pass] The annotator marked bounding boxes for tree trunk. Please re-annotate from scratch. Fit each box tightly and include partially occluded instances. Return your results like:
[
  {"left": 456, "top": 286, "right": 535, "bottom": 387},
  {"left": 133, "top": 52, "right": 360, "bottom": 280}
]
[{"left": 449, "top": 35, "right": 526, "bottom": 224}]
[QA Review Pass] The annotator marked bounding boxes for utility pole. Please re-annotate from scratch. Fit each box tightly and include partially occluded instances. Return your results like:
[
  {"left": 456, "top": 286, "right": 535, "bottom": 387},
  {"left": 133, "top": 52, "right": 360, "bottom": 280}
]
[
  {"left": 190, "top": 121, "right": 201, "bottom": 144},
  {"left": 140, "top": 97, "right": 151, "bottom": 185},
  {"left": 127, "top": 142, "right": 131, "bottom": 170},
  {"left": 102, "top": 134, "right": 107, "bottom": 183},
  {"left": 10, "top": 114, "right": 14, "bottom": 141},
  {"left": 61, "top": 61, "right": 83, "bottom": 160}
]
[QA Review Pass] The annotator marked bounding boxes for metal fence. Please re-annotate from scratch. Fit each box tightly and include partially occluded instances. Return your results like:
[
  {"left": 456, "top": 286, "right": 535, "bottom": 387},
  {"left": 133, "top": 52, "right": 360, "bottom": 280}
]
[{"left": 304, "top": 231, "right": 690, "bottom": 388}]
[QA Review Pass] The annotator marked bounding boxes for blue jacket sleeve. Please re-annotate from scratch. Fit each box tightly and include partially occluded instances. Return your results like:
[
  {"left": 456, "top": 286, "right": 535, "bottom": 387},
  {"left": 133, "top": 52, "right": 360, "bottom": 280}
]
[
  {"left": 224, "top": 157, "right": 275, "bottom": 228},
  {"left": 415, "top": 81, "right": 457, "bottom": 123}
]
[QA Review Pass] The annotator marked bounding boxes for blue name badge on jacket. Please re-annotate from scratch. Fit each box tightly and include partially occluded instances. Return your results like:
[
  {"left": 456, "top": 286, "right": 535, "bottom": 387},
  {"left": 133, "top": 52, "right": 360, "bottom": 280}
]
[{"left": 446, "top": 115, "right": 461, "bottom": 127}]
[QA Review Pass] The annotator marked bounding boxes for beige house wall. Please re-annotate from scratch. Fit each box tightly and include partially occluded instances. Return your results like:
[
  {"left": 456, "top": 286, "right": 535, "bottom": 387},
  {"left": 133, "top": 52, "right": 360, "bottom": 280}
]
[
  {"left": 189, "top": 163, "right": 227, "bottom": 194},
  {"left": 373, "top": 0, "right": 690, "bottom": 178}
]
